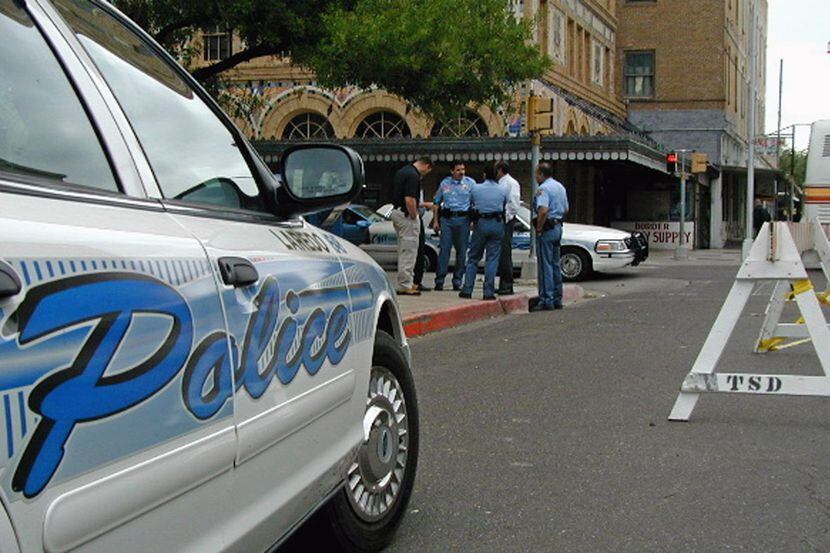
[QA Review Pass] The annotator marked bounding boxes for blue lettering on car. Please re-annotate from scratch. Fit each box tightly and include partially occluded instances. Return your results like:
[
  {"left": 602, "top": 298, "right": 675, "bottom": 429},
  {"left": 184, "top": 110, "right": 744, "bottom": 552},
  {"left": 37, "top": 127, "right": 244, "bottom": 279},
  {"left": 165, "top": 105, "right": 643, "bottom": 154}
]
[
  {"left": 3, "top": 269, "right": 372, "bottom": 498},
  {"left": 11, "top": 273, "right": 193, "bottom": 498}
]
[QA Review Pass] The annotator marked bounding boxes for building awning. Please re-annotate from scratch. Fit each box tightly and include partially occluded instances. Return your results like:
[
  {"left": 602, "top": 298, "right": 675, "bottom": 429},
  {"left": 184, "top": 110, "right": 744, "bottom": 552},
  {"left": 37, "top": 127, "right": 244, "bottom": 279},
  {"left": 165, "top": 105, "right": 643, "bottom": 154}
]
[{"left": 254, "top": 136, "right": 671, "bottom": 174}]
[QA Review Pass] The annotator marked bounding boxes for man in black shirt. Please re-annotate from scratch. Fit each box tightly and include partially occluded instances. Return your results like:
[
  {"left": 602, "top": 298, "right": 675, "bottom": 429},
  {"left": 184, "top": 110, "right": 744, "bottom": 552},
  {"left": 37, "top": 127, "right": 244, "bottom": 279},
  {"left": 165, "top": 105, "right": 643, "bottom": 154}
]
[{"left": 390, "top": 156, "right": 433, "bottom": 295}]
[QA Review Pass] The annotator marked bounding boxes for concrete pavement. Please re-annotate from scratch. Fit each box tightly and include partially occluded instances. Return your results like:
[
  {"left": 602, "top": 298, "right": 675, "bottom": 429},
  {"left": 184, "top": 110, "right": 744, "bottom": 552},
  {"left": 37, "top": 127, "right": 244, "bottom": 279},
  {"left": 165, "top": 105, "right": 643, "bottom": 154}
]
[{"left": 390, "top": 273, "right": 584, "bottom": 337}]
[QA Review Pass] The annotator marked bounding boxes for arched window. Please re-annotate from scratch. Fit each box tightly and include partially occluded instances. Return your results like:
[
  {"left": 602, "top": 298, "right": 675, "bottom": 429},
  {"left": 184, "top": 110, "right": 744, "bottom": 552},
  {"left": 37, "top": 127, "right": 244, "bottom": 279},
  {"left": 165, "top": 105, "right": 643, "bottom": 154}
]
[
  {"left": 282, "top": 112, "right": 334, "bottom": 140},
  {"left": 355, "top": 111, "right": 411, "bottom": 138},
  {"left": 565, "top": 120, "right": 577, "bottom": 135},
  {"left": 431, "top": 110, "right": 490, "bottom": 138}
]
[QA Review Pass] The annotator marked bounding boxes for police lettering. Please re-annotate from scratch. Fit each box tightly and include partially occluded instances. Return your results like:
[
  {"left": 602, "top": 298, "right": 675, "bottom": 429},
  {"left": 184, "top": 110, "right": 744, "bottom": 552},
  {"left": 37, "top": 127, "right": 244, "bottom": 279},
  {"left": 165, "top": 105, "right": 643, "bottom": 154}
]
[
  {"left": 11, "top": 274, "right": 193, "bottom": 498},
  {"left": 182, "top": 276, "right": 351, "bottom": 419}
]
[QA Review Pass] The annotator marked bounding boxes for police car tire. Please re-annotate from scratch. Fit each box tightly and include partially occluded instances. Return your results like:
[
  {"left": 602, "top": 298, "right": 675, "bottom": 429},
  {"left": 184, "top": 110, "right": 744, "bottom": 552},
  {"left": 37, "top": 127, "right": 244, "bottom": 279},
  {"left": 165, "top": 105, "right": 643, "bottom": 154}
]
[
  {"left": 561, "top": 248, "right": 591, "bottom": 282},
  {"left": 324, "top": 330, "right": 419, "bottom": 552}
]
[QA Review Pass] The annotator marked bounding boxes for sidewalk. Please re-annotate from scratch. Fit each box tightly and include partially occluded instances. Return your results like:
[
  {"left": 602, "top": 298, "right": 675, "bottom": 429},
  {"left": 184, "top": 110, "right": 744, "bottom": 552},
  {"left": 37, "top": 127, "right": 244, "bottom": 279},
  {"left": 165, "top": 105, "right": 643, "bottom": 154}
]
[{"left": 390, "top": 272, "right": 584, "bottom": 337}]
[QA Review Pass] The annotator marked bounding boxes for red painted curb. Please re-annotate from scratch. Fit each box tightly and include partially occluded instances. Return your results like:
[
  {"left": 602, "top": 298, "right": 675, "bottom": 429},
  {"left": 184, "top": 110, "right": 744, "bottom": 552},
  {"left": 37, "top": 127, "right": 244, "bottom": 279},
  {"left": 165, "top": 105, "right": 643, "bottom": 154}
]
[{"left": 402, "top": 284, "right": 584, "bottom": 338}]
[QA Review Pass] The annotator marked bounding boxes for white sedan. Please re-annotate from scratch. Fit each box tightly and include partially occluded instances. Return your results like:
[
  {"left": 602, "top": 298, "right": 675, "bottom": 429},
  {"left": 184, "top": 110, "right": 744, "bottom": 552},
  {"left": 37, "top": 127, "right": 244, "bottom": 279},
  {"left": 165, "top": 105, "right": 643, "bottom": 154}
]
[{"left": 372, "top": 203, "right": 648, "bottom": 281}]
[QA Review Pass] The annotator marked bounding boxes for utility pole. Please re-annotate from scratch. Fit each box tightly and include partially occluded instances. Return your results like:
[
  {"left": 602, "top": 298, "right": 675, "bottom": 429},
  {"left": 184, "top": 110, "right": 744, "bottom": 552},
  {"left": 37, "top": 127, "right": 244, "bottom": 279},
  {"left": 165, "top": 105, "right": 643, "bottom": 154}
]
[
  {"left": 742, "top": 0, "right": 758, "bottom": 260},
  {"left": 670, "top": 150, "right": 694, "bottom": 260},
  {"left": 776, "top": 59, "right": 783, "bottom": 220}
]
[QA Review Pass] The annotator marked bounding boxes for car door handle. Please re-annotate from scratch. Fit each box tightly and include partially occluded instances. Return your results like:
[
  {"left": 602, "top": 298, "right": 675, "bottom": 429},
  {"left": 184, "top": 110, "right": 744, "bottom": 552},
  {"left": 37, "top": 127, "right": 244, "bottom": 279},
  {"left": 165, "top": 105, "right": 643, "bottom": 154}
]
[
  {"left": 0, "top": 260, "right": 22, "bottom": 299},
  {"left": 217, "top": 257, "right": 259, "bottom": 287}
]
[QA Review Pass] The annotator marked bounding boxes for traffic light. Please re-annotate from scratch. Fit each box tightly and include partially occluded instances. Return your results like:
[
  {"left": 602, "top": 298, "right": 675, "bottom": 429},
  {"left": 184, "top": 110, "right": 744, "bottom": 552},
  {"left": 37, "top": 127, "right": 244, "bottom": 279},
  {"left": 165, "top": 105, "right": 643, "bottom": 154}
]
[
  {"left": 527, "top": 96, "right": 554, "bottom": 133},
  {"left": 666, "top": 152, "right": 678, "bottom": 174}
]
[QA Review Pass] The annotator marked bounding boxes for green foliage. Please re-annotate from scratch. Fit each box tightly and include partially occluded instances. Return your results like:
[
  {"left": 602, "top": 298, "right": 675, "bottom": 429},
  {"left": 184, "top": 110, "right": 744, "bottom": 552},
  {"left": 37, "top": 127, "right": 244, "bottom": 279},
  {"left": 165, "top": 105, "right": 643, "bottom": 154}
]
[
  {"left": 112, "top": 0, "right": 548, "bottom": 119},
  {"left": 312, "top": 0, "right": 549, "bottom": 120},
  {"left": 780, "top": 148, "right": 807, "bottom": 186}
]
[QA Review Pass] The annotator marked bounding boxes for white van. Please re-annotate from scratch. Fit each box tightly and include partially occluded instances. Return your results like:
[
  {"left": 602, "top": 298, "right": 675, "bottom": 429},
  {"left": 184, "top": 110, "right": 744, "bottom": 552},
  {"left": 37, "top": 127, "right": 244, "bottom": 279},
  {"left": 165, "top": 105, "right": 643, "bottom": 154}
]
[
  {"left": 0, "top": 0, "right": 418, "bottom": 551},
  {"left": 802, "top": 119, "right": 830, "bottom": 223}
]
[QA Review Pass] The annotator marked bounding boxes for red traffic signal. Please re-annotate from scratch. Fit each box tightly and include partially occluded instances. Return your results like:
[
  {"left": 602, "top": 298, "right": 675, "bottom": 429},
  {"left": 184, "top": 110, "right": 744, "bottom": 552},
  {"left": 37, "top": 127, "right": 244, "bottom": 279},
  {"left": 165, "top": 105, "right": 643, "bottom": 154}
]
[{"left": 666, "top": 152, "right": 678, "bottom": 174}]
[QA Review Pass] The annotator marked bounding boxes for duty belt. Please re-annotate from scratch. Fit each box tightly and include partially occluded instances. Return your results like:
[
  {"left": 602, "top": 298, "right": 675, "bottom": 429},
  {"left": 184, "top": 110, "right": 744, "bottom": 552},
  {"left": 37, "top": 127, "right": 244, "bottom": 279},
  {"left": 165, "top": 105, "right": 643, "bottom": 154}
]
[
  {"left": 532, "top": 218, "right": 562, "bottom": 230},
  {"left": 476, "top": 212, "right": 504, "bottom": 221},
  {"left": 440, "top": 209, "right": 469, "bottom": 218}
]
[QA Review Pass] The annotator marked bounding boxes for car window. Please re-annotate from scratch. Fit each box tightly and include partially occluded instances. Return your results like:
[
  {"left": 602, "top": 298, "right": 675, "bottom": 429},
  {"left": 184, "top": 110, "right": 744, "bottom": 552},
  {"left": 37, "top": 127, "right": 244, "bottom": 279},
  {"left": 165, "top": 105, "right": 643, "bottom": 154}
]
[
  {"left": 351, "top": 205, "right": 384, "bottom": 223},
  {"left": 342, "top": 209, "right": 359, "bottom": 225},
  {"left": 0, "top": 0, "right": 118, "bottom": 192},
  {"left": 52, "top": 0, "right": 266, "bottom": 212}
]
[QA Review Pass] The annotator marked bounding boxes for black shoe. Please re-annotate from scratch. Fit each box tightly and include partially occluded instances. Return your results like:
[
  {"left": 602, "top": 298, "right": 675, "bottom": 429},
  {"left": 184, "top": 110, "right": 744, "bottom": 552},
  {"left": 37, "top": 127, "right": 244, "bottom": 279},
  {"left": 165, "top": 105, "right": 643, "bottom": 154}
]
[
  {"left": 434, "top": 284, "right": 444, "bottom": 291},
  {"left": 496, "top": 288, "right": 514, "bottom": 296},
  {"left": 415, "top": 283, "right": 432, "bottom": 292},
  {"left": 553, "top": 303, "right": 563, "bottom": 310},
  {"left": 483, "top": 295, "right": 497, "bottom": 301},
  {"left": 458, "top": 291, "right": 472, "bottom": 299},
  {"left": 452, "top": 284, "right": 461, "bottom": 291},
  {"left": 529, "top": 303, "right": 554, "bottom": 312}
]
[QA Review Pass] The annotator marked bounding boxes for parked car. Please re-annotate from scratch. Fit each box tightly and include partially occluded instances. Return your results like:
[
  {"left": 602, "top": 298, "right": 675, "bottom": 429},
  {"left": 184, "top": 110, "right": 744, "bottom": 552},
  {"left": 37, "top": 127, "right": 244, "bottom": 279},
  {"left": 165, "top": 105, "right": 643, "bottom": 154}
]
[
  {"left": 513, "top": 202, "right": 649, "bottom": 281},
  {"left": 0, "top": 1, "right": 417, "bottom": 551},
  {"left": 372, "top": 203, "right": 648, "bottom": 281},
  {"left": 315, "top": 204, "right": 441, "bottom": 272}
]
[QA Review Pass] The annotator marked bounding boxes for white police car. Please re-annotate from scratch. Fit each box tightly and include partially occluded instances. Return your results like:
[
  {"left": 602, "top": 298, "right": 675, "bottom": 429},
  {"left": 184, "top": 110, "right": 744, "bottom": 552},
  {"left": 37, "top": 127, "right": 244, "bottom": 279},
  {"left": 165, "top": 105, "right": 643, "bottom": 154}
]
[{"left": 0, "top": 1, "right": 418, "bottom": 551}]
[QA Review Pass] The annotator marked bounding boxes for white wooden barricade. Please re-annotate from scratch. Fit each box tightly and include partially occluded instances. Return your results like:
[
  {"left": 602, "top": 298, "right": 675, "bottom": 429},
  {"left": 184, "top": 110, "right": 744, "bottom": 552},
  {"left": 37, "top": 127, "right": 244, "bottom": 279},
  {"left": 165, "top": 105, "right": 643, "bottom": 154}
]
[
  {"left": 755, "top": 221, "right": 830, "bottom": 351},
  {"left": 668, "top": 221, "right": 830, "bottom": 422}
]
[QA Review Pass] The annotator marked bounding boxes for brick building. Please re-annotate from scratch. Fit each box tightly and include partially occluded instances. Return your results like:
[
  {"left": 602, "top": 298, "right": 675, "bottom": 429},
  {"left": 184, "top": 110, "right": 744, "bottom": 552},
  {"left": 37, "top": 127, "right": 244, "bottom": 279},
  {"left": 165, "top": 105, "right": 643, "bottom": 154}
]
[
  {"left": 190, "top": 0, "right": 672, "bottom": 231},
  {"left": 616, "top": 0, "right": 775, "bottom": 247}
]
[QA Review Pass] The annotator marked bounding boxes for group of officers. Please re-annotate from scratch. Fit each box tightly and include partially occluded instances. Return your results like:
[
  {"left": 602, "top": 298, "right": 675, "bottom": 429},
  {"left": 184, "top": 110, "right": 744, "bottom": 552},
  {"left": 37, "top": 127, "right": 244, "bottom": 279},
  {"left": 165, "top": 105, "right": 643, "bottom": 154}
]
[{"left": 389, "top": 156, "right": 569, "bottom": 311}]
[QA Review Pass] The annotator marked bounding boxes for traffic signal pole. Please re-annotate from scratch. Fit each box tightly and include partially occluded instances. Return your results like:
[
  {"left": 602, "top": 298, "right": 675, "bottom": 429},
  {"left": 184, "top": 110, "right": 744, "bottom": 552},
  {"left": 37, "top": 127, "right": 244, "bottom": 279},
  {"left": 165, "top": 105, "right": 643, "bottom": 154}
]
[
  {"left": 521, "top": 94, "right": 553, "bottom": 280},
  {"left": 529, "top": 131, "right": 541, "bottom": 258}
]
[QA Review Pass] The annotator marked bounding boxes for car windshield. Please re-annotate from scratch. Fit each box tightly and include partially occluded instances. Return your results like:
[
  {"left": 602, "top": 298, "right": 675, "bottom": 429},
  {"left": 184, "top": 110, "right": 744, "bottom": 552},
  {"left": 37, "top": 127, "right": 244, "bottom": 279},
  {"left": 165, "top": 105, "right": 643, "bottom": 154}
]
[{"left": 351, "top": 205, "right": 385, "bottom": 223}]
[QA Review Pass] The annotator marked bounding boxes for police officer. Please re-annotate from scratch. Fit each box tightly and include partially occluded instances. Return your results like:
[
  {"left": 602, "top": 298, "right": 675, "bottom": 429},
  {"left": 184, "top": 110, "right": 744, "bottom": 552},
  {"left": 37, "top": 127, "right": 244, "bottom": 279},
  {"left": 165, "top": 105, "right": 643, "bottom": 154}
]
[
  {"left": 495, "top": 160, "right": 520, "bottom": 296},
  {"left": 432, "top": 161, "right": 474, "bottom": 291},
  {"left": 531, "top": 162, "right": 569, "bottom": 312},
  {"left": 459, "top": 164, "right": 510, "bottom": 300}
]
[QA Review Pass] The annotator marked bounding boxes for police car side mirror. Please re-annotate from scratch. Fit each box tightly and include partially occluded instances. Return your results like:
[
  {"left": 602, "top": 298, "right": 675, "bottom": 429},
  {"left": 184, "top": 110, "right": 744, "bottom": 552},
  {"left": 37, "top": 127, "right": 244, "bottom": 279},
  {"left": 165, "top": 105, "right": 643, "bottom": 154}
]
[{"left": 274, "top": 144, "right": 364, "bottom": 218}]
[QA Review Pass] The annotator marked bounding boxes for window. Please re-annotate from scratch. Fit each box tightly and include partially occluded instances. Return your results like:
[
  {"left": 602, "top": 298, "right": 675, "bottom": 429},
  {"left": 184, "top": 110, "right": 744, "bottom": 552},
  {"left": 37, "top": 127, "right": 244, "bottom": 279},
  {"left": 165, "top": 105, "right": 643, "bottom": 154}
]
[
  {"left": 431, "top": 110, "right": 489, "bottom": 138},
  {"left": 282, "top": 113, "right": 334, "bottom": 140},
  {"left": 591, "top": 39, "right": 605, "bottom": 86},
  {"left": 355, "top": 112, "right": 410, "bottom": 139},
  {"left": 624, "top": 51, "right": 655, "bottom": 98},
  {"left": 203, "top": 26, "right": 232, "bottom": 61},
  {"left": 53, "top": 0, "right": 265, "bottom": 212},
  {"left": 0, "top": 0, "right": 118, "bottom": 192},
  {"left": 549, "top": 8, "right": 566, "bottom": 65}
]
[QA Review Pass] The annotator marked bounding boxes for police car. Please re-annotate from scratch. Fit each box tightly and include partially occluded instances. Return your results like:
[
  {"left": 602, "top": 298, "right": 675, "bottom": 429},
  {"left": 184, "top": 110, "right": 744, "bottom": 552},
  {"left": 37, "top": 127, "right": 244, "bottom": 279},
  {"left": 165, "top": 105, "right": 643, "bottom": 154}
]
[
  {"left": 373, "top": 203, "right": 648, "bottom": 281},
  {"left": 0, "top": 1, "right": 418, "bottom": 551}
]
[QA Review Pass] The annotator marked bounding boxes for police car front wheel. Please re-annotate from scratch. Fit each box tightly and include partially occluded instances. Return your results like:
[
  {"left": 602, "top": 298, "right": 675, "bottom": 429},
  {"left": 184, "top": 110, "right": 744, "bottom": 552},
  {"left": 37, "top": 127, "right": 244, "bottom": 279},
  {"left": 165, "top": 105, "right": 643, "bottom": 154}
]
[
  {"left": 325, "top": 330, "right": 419, "bottom": 552},
  {"left": 561, "top": 248, "right": 592, "bottom": 282}
]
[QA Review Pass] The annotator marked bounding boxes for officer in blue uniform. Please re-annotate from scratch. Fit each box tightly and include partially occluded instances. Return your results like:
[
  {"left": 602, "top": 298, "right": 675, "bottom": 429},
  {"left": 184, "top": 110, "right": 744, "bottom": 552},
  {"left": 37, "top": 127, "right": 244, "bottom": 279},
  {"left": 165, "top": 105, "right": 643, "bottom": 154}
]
[
  {"left": 459, "top": 164, "right": 510, "bottom": 300},
  {"left": 531, "top": 162, "right": 569, "bottom": 312},
  {"left": 432, "top": 161, "right": 475, "bottom": 291}
]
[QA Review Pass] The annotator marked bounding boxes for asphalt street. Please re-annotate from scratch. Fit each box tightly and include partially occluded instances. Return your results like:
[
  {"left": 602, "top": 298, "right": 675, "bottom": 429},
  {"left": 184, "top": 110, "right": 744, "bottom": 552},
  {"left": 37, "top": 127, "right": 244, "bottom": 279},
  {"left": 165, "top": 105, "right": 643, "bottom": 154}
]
[{"left": 288, "top": 260, "right": 830, "bottom": 552}]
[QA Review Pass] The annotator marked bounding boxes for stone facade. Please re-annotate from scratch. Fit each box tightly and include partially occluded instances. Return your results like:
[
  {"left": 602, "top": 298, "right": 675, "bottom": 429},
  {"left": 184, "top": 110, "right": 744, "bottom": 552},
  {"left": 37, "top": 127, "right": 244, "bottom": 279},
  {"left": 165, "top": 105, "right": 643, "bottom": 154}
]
[
  {"left": 616, "top": 0, "right": 769, "bottom": 247},
  {"left": 189, "top": 0, "right": 627, "bottom": 142}
]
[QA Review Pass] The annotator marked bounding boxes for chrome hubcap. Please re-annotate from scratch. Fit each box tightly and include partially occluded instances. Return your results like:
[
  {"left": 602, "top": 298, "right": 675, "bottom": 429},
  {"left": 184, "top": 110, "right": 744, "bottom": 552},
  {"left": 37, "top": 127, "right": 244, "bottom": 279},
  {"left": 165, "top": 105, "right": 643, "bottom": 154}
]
[
  {"left": 561, "top": 253, "right": 581, "bottom": 278},
  {"left": 347, "top": 366, "right": 409, "bottom": 522}
]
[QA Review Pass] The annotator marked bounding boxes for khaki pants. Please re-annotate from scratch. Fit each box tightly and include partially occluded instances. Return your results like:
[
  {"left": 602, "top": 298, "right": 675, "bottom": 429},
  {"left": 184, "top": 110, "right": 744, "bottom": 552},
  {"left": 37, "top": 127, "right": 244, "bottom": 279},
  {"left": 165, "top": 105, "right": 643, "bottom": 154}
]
[{"left": 390, "top": 209, "right": 420, "bottom": 289}]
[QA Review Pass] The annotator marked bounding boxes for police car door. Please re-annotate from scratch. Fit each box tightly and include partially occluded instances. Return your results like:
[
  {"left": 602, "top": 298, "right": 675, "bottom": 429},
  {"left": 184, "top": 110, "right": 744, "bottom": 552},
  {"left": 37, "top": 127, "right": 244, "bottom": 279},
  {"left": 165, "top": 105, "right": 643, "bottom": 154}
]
[
  {"left": 44, "top": 1, "right": 367, "bottom": 548},
  {"left": 0, "top": 2, "right": 236, "bottom": 551}
]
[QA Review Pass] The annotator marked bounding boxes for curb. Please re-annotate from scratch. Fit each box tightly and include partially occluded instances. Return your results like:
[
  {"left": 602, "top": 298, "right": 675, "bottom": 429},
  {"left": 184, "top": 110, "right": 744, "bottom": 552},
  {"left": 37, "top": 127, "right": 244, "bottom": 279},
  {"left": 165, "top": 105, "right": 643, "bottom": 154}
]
[{"left": 403, "top": 284, "right": 584, "bottom": 338}]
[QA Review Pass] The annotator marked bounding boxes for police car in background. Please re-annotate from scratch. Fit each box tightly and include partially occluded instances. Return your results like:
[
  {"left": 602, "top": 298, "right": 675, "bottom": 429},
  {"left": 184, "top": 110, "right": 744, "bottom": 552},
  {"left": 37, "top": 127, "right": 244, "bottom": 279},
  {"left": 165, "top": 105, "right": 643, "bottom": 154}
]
[{"left": 0, "top": 1, "right": 418, "bottom": 551}]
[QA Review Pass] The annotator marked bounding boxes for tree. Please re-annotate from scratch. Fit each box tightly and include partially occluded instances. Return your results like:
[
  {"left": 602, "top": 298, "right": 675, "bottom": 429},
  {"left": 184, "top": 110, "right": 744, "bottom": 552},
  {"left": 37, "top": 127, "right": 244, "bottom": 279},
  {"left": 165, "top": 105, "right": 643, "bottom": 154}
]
[
  {"left": 780, "top": 148, "right": 807, "bottom": 187},
  {"left": 312, "top": 0, "right": 549, "bottom": 120},
  {"left": 113, "top": 0, "right": 348, "bottom": 81},
  {"left": 112, "top": 0, "right": 548, "bottom": 119}
]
